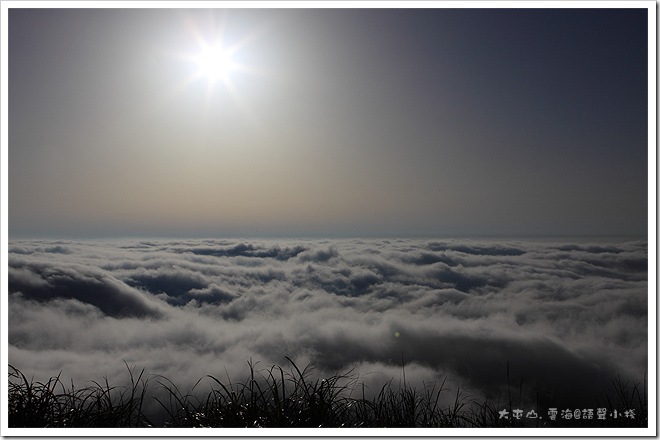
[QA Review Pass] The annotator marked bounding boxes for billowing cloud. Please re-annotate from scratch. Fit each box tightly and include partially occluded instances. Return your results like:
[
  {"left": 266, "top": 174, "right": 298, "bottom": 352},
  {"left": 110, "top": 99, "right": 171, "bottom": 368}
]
[
  {"left": 7, "top": 238, "right": 648, "bottom": 422},
  {"left": 8, "top": 259, "right": 166, "bottom": 318}
]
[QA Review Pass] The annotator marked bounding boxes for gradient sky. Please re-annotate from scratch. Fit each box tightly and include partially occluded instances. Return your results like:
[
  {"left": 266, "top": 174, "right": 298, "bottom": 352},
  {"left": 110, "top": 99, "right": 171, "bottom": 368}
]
[{"left": 7, "top": 6, "right": 650, "bottom": 238}]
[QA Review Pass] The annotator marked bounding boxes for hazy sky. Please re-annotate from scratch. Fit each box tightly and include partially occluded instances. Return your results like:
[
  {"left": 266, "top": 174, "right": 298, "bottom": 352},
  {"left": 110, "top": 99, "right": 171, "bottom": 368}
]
[{"left": 7, "top": 6, "right": 649, "bottom": 238}]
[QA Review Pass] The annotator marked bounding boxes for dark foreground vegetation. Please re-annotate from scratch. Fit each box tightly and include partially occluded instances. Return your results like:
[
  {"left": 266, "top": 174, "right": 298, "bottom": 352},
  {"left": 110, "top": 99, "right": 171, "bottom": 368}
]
[{"left": 8, "top": 359, "right": 647, "bottom": 428}]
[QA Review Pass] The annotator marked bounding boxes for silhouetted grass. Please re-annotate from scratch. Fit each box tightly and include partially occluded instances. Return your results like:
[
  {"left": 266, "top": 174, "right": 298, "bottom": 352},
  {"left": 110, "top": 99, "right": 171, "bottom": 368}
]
[
  {"left": 7, "top": 359, "right": 648, "bottom": 428},
  {"left": 8, "top": 362, "right": 149, "bottom": 427}
]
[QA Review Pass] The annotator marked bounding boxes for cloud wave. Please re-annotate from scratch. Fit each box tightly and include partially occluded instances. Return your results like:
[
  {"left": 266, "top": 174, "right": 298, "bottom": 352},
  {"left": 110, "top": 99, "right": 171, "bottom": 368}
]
[{"left": 7, "top": 237, "right": 648, "bottom": 416}]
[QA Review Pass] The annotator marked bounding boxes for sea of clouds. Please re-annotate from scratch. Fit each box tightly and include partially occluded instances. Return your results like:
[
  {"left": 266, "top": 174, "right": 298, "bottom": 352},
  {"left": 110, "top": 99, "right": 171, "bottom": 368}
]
[{"left": 7, "top": 237, "right": 648, "bottom": 420}]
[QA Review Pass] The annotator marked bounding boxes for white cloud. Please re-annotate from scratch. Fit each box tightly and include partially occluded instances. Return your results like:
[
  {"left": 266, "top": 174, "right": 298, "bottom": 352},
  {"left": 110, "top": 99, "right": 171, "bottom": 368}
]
[{"left": 7, "top": 238, "right": 648, "bottom": 418}]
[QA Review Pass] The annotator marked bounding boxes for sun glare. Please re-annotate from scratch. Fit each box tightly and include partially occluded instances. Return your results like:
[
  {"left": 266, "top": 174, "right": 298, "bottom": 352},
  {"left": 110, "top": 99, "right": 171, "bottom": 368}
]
[
  {"left": 175, "top": 13, "right": 267, "bottom": 110},
  {"left": 195, "top": 44, "right": 235, "bottom": 83}
]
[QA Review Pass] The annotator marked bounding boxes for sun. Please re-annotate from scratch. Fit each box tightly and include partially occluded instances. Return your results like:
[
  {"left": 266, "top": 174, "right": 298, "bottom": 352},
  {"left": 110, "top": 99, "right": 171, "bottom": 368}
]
[
  {"left": 194, "top": 44, "right": 236, "bottom": 83},
  {"left": 174, "top": 13, "right": 266, "bottom": 105}
]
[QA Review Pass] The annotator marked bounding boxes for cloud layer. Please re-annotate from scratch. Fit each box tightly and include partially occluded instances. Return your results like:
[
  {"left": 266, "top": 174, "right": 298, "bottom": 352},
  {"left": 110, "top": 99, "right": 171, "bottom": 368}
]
[{"left": 7, "top": 238, "right": 648, "bottom": 417}]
